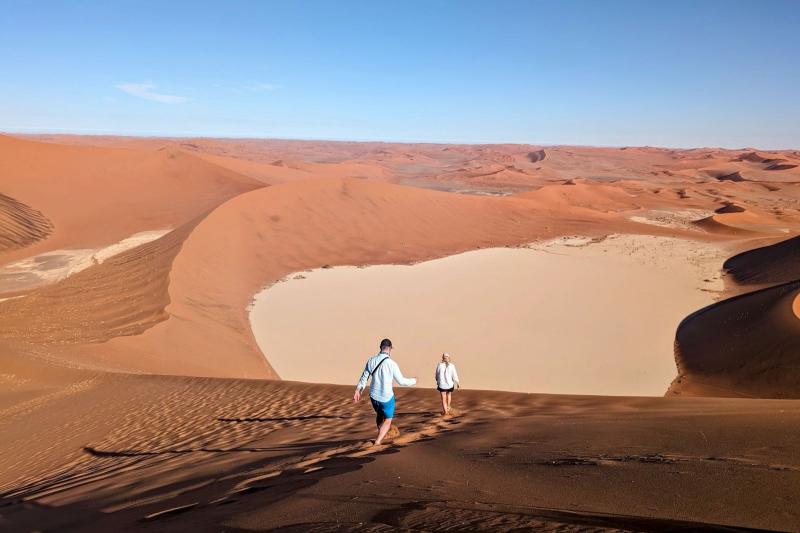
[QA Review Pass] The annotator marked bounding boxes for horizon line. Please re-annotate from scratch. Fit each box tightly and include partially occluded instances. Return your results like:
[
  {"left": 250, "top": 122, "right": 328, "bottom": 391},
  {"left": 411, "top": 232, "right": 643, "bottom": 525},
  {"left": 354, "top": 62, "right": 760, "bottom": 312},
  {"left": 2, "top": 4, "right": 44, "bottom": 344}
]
[{"left": 2, "top": 127, "right": 797, "bottom": 153}]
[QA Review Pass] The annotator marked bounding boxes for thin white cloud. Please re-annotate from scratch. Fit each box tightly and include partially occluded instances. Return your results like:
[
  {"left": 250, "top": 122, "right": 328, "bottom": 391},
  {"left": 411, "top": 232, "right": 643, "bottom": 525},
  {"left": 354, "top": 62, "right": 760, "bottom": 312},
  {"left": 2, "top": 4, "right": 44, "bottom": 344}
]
[
  {"left": 242, "top": 82, "right": 281, "bottom": 92},
  {"left": 116, "top": 82, "right": 188, "bottom": 103}
]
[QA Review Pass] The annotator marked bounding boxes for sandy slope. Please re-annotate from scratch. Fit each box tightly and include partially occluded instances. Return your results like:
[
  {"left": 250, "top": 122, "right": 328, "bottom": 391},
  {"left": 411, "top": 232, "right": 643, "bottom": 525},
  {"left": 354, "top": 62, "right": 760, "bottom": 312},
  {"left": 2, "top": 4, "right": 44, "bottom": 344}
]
[
  {"left": 0, "top": 135, "right": 262, "bottom": 264},
  {"left": 670, "top": 236, "right": 800, "bottom": 398},
  {"left": 3, "top": 134, "right": 800, "bottom": 531},
  {"left": 670, "top": 280, "right": 800, "bottom": 398},
  {"left": 61, "top": 176, "right": 661, "bottom": 380},
  {"left": 3, "top": 135, "right": 799, "bottom": 387},
  {"left": 723, "top": 235, "right": 800, "bottom": 285},
  {"left": 2, "top": 359, "right": 799, "bottom": 532},
  {"left": 0, "top": 192, "right": 54, "bottom": 254}
]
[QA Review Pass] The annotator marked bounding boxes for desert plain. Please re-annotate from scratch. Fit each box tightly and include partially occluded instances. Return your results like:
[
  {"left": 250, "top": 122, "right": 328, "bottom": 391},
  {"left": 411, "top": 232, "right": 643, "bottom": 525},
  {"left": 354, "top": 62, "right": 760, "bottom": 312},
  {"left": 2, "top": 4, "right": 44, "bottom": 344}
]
[{"left": 2, "top": 133, "right": 800, "bottom": 531}]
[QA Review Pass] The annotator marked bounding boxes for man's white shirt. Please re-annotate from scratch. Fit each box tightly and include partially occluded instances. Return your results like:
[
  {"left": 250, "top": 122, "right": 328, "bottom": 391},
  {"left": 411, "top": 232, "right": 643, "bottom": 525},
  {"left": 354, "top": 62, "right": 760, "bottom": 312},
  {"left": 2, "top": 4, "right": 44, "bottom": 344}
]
[{"left": 356, "top": 353, "right": 417, "bottom": 402}]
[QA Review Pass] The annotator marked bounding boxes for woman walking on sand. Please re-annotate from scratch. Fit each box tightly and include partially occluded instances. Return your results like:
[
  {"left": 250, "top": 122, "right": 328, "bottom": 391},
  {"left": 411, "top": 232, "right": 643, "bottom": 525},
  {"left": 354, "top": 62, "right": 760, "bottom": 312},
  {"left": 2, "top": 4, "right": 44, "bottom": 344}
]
[{"left": 435, "top": 352, "right": 459, "bottom": 415}]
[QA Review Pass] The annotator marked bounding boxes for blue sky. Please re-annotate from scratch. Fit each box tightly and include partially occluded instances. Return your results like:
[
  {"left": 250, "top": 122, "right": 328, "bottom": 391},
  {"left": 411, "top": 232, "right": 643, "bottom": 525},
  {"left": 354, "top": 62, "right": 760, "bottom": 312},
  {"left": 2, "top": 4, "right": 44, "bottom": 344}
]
[{"left": 1, "top": 0, "right": 798, "bottom": 148}]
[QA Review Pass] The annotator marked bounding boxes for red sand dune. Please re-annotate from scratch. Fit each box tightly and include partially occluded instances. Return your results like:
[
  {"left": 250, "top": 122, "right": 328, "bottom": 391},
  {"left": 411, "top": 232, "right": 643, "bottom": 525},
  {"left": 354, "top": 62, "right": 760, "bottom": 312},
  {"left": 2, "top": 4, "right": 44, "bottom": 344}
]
[
  {"left": 514, "top": 180, "right": 653, "bottom": 212},
  {"left": 4, "top": 135, "right": 800, "bottom": 383},
  {"left": 715, "top": 202, "right": 746, "bottom": 214},
  {"left": 723, "top": 235, "right": 800, "bottom": 285},
  {"left": 0, "top": 135, "right": 262, "bottom": 263},
  {"left": 63, "top": 177, "right": 656, "bottom": 379},
  {"left": 670, "top": 233, "right": 800, "bottom": 398},
  {"left": 0, "top": 192, "right": 54, "bottom": 253},
  {"left": 3, "top": 134, "right": 800, "bottom": 530},
  {"left": 670, "top": 279, "right": 800, "bottom": 398}
]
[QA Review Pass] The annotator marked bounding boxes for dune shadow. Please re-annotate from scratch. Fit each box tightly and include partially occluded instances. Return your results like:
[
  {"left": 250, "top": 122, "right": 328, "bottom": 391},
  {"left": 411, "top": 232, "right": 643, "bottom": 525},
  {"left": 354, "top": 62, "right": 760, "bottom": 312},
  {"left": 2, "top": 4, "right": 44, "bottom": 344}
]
[{"left": 217, "top": 415, "right": 354, "bottom": 423}]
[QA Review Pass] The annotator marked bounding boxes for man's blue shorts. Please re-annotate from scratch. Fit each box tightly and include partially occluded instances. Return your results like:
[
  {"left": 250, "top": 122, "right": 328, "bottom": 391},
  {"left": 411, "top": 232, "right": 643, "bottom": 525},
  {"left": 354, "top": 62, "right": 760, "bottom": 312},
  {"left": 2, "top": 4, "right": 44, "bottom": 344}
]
[{"left": 370, "top": 395, "right": 396, "bottom": 426}]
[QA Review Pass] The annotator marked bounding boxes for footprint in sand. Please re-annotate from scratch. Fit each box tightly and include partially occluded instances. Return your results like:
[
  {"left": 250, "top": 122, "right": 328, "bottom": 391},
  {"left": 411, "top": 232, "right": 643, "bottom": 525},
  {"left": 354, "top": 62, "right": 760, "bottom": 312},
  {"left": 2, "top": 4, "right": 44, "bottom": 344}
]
[{"left": 231, "top": 410, "right": 468, "bottom": 494}]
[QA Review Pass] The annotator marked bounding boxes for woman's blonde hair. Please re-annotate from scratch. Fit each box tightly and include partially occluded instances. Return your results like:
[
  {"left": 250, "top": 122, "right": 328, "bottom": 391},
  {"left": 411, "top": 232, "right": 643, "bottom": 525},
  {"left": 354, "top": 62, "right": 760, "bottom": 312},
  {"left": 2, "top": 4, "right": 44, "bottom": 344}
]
[{"left": 442, "top": 352, "right": 450, "bottom": 367}]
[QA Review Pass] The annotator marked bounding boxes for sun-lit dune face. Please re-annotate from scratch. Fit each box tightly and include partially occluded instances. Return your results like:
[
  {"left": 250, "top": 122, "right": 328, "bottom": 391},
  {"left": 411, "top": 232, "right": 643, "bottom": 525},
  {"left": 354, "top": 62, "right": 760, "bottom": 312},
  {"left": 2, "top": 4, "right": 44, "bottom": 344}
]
[
  {"left": 0, "top": 222, "right": 195, "bottom": 349},
  {"left": 3, "top": 134, "right": 800, "bottom": 390},
  {"left": 0, "top": 135, "right": 263, "bottom": 264},
  {"left": 0, "top": 229, "right": 171, "bottom": 293}
]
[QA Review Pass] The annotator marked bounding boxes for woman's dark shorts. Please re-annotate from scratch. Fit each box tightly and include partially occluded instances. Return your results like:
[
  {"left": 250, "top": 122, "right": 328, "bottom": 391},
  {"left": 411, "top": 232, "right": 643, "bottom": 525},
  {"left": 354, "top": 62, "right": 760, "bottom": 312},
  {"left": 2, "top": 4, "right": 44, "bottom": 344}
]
[{"left": 437, "top": 386, "right": 455, "bottom": 393}]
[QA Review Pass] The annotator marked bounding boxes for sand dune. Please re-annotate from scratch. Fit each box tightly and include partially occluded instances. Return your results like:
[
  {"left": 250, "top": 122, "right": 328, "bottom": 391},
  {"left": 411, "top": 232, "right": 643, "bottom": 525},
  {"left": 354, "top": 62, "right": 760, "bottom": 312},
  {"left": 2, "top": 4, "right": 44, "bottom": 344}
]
[
  {"left": 670, "top": 279, "right": 800, "bottom": 398},
  {"left": 6, "top": 137, "right": 797, "bottom": 386},
  {"left": 251, "top": 235, "right": 727, "bottom": 396},
  {"left": 723, "top": 235, "right": 800, "bottom": 285},
  {"left": 715, "top": 202, "right": 746, "bottom": 213},
  {"left": 737, "top": 151, "right": 800, "bottom": 171},
  {"left": 670, "top": 230, "right": 800, "bottom": 399},
  {"left": 515, "top": 180, "right": 649, "bottom": 213},
  {"left": 0, "top": 220, "right": 199, "bottom": 362},
  {"left": 715, "top": 170, "right": 746, "bottom": 182},
  {"left": 0, "top": 135, "right": 262, "bottom": 264},
  {"left": 79, "top": 177, "right": 650, "bottom": 380},
  {"left": 2, "top": 358, "right": 800, "bottom": 531},
  {"left": 692, "top": 205, "right": 790, "bottom": 235},
  {"left": 3, "top": 134, "right": 800, "bottom": 530},
  {"left": 186, "top": 151, "right": 316, "bottom": 184},
  {"left": 692, "top": 215, "right": 762, "bottom": 236},
  {"left": 3, "top": 135, "right": 798, "bottom": 384},
  {"left": 29, "top": 133, "right": 800, "bottom": 191},
  {"left": 0, "top": 192, "right": 54, "bottom": 253},
  {"left": 0, "top": 229, "right": 171, "bottom": 293},
  {"left": 767, "top": 162, "right": 798, "bottom": 171}
]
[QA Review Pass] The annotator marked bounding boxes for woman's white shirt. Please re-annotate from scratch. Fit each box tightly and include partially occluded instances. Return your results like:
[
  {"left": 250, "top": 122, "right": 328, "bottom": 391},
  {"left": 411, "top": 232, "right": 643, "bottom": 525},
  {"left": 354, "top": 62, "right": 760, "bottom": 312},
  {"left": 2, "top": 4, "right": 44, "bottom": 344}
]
[{"left": 435, "top": 362, "right": 459, "bottom": 389}]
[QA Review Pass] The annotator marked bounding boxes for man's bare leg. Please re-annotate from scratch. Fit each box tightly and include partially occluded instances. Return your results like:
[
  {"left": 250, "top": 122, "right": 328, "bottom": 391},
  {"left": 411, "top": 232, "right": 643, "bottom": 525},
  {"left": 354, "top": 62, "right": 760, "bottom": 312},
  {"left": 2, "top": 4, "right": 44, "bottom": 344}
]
[
  {"left": 375, "top": 417, "right": 393, "bottom": 445},
  {"left": 439, "top": 391, "right": 448, "bottom": 415},
  {"left": 446, "top": 391, "right": 453, "bottom": 414}
]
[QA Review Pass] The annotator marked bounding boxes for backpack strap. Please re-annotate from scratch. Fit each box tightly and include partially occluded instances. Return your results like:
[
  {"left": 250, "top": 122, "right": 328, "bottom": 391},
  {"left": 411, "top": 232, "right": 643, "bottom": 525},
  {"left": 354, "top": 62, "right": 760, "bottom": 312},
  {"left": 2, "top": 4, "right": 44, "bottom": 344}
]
[{"left": 369, "top": 354, "right": 390, "bottom": 379}]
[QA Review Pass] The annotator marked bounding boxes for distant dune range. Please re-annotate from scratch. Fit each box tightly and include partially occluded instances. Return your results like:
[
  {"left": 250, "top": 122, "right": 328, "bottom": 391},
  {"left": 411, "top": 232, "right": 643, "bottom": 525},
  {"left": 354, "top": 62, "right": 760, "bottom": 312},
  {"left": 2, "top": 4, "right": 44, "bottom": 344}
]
[
  {"left": 3, "top": 134, "right": 800, "bottom": 384},
  {"left": 3, "top": 134, "right": 800, "bottom": 530}
]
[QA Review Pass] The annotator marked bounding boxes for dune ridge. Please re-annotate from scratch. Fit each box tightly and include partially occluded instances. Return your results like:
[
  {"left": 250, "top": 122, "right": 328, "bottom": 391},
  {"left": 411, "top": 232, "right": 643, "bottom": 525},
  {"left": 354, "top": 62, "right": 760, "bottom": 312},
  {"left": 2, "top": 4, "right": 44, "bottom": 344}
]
[
  {"left": 0, "top": 192, "right": 54, "bottom": 253},
  {"left": 0, "top": 135, "right": 263, "bottom": 264},
  {"left": 670, "top": 232, "right": 800, "bottom": 398},
  {"left": 0, "top": 219, "right": 198, "bottom": 351},
  {"left": 670, "top": 279, "right": 800, "bottom": 398},
  {"left": 3, "top": 134, "right": 800, "bottom": 530},
  {"left": 3, "top": 134, "right": 800, "bottom": 384},
  {"left": 72, "top": 177, "right": 650, "bottom": 380},
  {"left": 2, "top": 356, "right": 800, "bottom": 531},
  {"left": 723, "top": 235, "right": 800, "bottom": 285},
  {"left": 4, "top": 134, "right": 800, "bottom": 387}
]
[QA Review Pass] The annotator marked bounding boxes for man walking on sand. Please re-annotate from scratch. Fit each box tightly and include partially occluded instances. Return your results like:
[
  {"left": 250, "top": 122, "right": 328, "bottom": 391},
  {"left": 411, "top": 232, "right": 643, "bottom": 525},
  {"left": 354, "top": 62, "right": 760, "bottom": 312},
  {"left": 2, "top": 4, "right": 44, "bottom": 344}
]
[{"left": 353, "top": 338, "right": 417, "bottom": 445}]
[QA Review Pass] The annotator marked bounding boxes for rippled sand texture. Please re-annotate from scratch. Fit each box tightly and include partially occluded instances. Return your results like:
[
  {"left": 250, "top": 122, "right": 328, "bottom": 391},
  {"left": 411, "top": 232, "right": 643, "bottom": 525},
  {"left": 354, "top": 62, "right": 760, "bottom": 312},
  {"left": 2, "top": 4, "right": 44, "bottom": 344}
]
[{"left": 3, "top": 134, "right": 800, "bottom": 530}]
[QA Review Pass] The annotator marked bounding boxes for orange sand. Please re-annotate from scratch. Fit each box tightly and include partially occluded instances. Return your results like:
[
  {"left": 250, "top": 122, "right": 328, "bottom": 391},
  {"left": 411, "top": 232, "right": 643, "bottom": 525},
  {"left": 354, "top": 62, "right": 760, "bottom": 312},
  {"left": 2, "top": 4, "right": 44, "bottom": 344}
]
[{"left": 2, "top": 134, "right": 800, "bottom": 530}]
